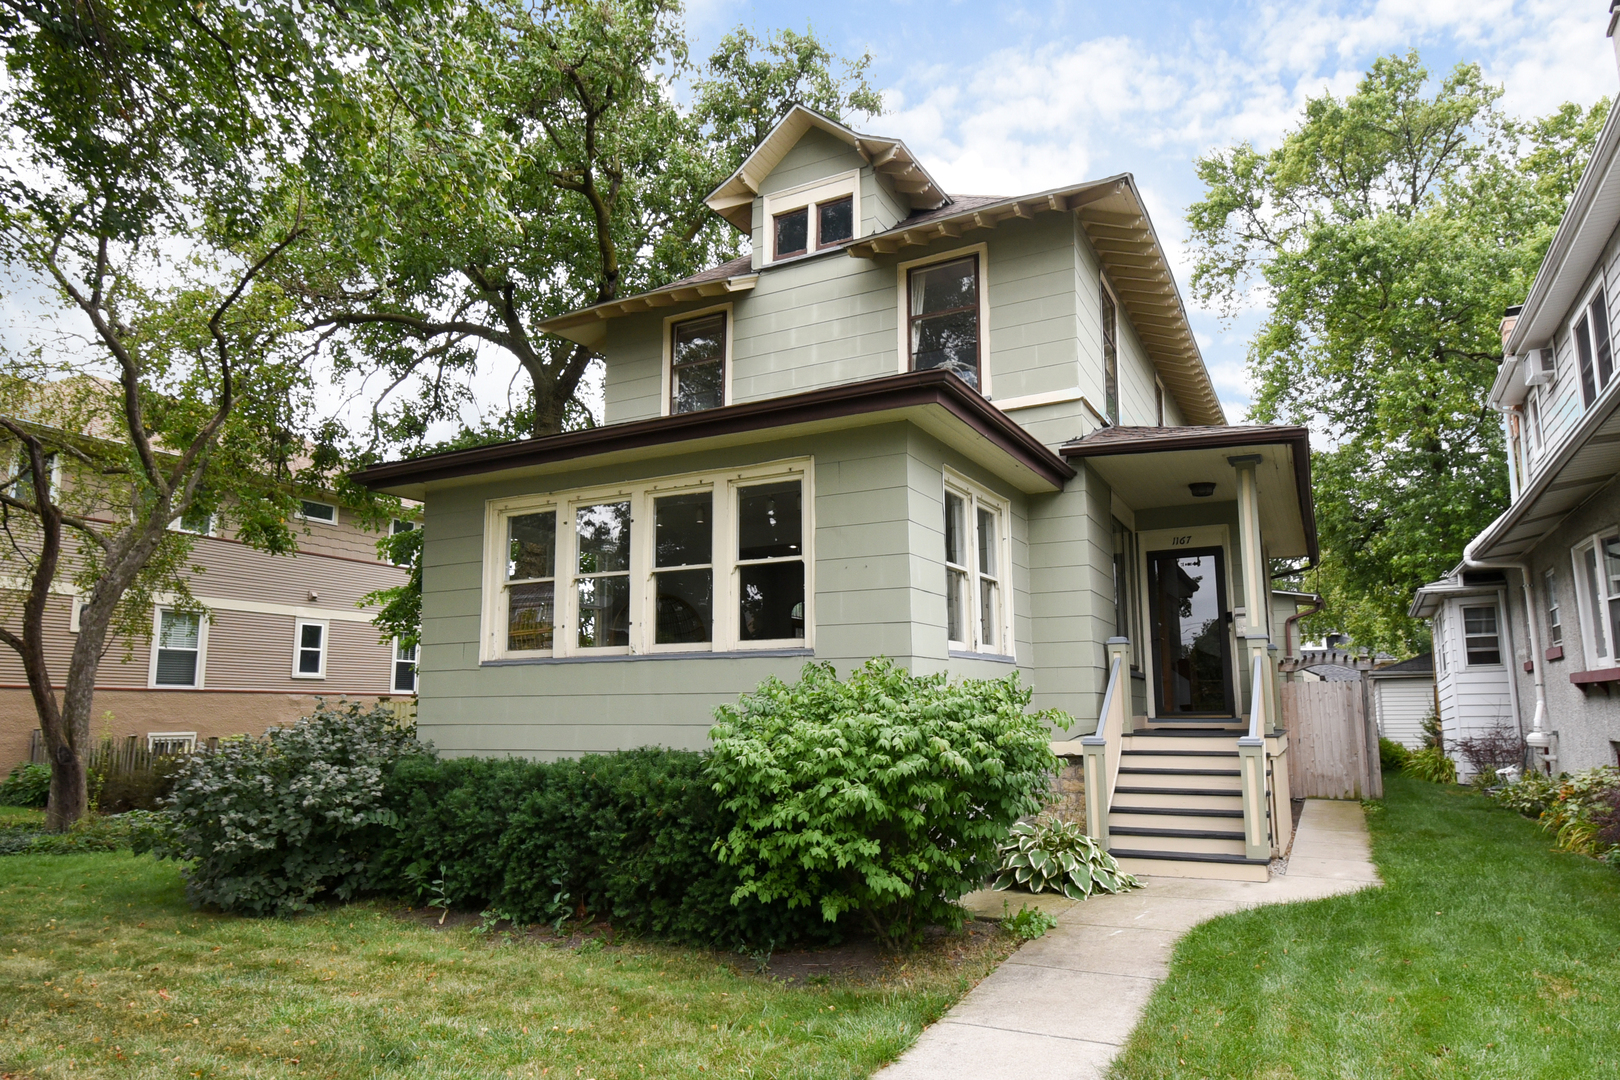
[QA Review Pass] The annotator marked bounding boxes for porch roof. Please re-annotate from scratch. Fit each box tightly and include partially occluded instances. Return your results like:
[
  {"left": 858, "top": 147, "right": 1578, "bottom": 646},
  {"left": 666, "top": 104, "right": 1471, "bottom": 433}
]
[
  {"left": 352, "top": 369, "right": 1075, "bottom": 500},
  {"left": 1060, "top": 424, "right": 1317, "bottom": 562}
]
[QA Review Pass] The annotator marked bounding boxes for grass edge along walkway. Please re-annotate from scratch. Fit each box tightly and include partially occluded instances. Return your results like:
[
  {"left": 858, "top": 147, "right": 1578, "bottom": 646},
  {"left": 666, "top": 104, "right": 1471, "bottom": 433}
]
[
  {"left": 0, "top": 848, "right": 1014, "bottom": 1079},
  {"left": 1109, "top": 773, "right": 1620, "bottom": 1079}
]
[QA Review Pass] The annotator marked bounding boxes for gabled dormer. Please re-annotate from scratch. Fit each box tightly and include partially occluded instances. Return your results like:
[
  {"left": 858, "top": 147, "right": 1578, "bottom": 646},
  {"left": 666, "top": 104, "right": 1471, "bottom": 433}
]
[{"left": 704, "top": 105, "right": 950, "bottom": 271}]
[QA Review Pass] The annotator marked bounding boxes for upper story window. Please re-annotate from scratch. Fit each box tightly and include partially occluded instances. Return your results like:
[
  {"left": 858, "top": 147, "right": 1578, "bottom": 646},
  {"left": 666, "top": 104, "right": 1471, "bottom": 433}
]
[
  {"left": 298, "top": 499, "right": 337, "bottom": 524},
  {"left": 670, "top": 312, "right": 727, "bottom": 414},
  {"left": 762, "top": 171, "right": 859, "bottom": 265},
  {"left": 908, "top": 254, "right": 982, "bottom": 389},
  {"left": 482, "top": 459, "right": 812, "bottom": 661},
  {"left": 171, "top": 504, "right": 213, "bottom": 536},
  {"left": 943, "top": 471, "right": 1011, "bottom": 657},
  {"left": 10, "top": 450, "right": 59, "bottom": 505},
  {"left": 1102, "top": 280, "right": 1119, "bottom": 424},
  {"left": 1154, "top": 378, "right": 1165, "bottom": 426},
  {"left": 293, "top": 619, "right": 328, "bottom": 678},
  {"left": 1461, "top": 604, "right": 1501, "bottom": 666},
  {"left": 1574, "top": 280, "right": 1613, "bottom": 409}
]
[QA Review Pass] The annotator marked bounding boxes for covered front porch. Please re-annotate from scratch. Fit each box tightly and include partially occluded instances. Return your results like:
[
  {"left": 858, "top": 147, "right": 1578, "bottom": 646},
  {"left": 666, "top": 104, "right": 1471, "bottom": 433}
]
[{"left": 1056, "top": 425, "right": 1318, "bottom": 882}]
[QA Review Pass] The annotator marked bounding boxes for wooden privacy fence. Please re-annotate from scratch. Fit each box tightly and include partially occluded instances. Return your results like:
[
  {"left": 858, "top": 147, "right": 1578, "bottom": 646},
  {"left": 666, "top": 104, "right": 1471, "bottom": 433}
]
[{"left": 1281, "top": 681, "right": 1382, "bottom": 800}]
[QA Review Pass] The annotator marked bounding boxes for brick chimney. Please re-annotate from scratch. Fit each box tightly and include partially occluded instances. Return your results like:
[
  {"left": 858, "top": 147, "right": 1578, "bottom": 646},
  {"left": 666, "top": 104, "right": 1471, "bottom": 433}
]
[{"left": 1500, "top": 304, "right": 1521, "bottom": 353}]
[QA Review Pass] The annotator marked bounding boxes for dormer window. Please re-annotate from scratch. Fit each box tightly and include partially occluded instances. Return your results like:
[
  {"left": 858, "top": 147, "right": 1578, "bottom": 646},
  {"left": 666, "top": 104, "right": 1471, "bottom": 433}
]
[
  {"left": 760, "top": 171, "right": 860, "bottom": 265},
  {"left": 669, "top": 310, "right": 728, "bottom": 414}
]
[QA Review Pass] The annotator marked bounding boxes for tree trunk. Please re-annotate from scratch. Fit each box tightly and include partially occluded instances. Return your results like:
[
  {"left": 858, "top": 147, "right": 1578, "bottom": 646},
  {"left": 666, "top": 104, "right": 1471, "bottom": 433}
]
[{"left": 45, "top": 739, "right": 87, "bottom": 832}]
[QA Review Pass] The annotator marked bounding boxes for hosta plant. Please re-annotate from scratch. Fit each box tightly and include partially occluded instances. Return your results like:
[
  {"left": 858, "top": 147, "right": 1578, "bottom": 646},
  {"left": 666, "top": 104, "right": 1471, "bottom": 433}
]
[{"left": 992, "top": 819, "right": 1140, "bottom": 900}]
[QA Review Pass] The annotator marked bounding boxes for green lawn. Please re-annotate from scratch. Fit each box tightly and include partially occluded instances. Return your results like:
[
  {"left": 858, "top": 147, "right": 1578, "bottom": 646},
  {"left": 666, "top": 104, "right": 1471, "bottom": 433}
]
[
  {"left": 1111, "top": 773, "right": 1620, "bottom": 1079},
  {"left": 0, "top": 851, "right": 1011, "bottom": 1079}
]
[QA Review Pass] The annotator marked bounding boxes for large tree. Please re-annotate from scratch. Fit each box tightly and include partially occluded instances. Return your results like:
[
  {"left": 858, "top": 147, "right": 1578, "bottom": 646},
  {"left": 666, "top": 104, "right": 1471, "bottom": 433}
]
[
  {"left": 288, "top": 0, "right": 880, "bottom": 450},
  {"left": 0, "top": 0, "right": 401, "bottom": 827},
  {"left": 1188, "top": 53, "right": 1608, "bottom": 653}
]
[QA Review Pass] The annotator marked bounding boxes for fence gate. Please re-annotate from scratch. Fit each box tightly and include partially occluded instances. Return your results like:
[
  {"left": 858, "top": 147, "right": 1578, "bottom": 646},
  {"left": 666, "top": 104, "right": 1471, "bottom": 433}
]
[{"left": 1280, "top": 681, "right": 1380, "bottom": 800}]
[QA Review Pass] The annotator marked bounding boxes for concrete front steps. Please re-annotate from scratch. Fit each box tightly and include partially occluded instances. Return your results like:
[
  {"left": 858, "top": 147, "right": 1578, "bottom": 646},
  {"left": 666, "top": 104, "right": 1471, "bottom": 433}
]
[{"left": 1107, "top": 723, "right": 1271, "bottom": 883}]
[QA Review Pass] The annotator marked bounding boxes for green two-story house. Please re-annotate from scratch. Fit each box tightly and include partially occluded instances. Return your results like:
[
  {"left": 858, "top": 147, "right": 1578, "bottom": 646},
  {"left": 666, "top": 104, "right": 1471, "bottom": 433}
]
[{"left": 358, "top": 106, "right": 1318, "bottom": 881}]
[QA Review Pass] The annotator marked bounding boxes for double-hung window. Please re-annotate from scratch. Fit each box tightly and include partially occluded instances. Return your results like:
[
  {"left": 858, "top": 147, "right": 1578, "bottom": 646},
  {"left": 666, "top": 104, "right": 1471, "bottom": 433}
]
[
  {"left": 152, "top": 609, "right": 203, "bottom": 688},
  {"left": 483, "top": 459, "right": 811, "bottom": 660},
  {"left": 908, "top": 254, "right": 983, "bottom": 389},
  {"left": 1574, "top": 281, "right": 1614, "bottom": 409},
  {"left": 1461, "top": 605, "right": 1501, "bottom": 667},
  {"left": 1546, "top": 568, "right": 1562, "bottom": 646},
  {"left": 392, "top": 638, "right": 418, "bottom": 693},
  {"left": 1102, "top": 280, "right": 1119, "bottom": 424},
  {"left": 765, "top": 172, "right": 858, "bottom": 263},
  {"left": 943, "top": 474, "right": 1010, "bottom": 656},
  {"left": 1575, "top": 535, "right": 1620, "bottom": 668},
  {"left": 669, "top": 312, "right": 727, "bottom": 414},
  {"left": 293, "top": 619, "right": 327, "bottom": 678}
]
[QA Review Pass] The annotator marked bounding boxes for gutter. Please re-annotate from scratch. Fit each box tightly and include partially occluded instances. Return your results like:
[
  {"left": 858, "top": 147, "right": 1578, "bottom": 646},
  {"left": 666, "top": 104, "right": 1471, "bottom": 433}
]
[{"left": 1282, "top": 593, "right": 1324, "bottom": 670}]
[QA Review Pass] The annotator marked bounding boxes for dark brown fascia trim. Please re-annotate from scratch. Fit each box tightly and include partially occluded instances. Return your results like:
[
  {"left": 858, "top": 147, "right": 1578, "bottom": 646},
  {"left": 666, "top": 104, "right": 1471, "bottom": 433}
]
[
  {"left": 353, "top": 370, "right": 1076, "bottom": 491},
  {"left": 1062, "top": 426, "right": 1318, "bottom": 564}
]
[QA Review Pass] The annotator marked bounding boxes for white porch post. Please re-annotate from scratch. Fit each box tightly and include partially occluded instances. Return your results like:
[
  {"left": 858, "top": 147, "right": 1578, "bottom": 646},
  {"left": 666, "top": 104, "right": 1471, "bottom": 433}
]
[{"left": 1231, "top": 455, "right": 1275, "bottom": 862}]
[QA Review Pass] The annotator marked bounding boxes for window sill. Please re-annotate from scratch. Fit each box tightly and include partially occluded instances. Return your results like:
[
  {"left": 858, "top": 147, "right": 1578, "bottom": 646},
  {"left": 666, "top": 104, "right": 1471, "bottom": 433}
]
[
  {"left": 949, "top": 649, "right": 1018, "bottom": 664},
  {"left": 1571, "top": 667, "right": 1620, "bottom": 694},
  {"left": 482, "top": 648, "right": 813, "bottom": 667}
]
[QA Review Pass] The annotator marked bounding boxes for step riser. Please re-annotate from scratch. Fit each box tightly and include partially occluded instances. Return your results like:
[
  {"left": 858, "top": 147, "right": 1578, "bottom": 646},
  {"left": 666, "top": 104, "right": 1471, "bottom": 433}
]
[
  {"left": 1120, "top": 753, "right": 1240, "bottom": 769},
  {"left": 1123, "top": 735, "right": 1242, "bottom": 753},
  {"left": 1108, "top": 810, "right": 1245, "bottom": 832},
  {"left": 1113, "top": 856, "right": 1269, "bottom": 882},
  {"left": 1116, "top": 772, "right": 1240, "bottom": 792},
  {"left": 1113, "top": 791, "right": 1243, "bottom": 812},
  {"left": 1107, "top": 831, "right": 1247, "bottom": 855}
]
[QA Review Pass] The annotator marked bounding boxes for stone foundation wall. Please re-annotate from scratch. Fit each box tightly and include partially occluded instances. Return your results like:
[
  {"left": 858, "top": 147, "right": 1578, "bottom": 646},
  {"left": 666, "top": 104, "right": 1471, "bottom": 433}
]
[{"left": 1045, "top": 755, "right": 1086, "bottom": 827}]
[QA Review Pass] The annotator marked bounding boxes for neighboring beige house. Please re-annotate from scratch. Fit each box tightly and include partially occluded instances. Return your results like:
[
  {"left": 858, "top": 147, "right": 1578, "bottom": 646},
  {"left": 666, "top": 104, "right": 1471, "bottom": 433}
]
[
  {"left": 358, "top": 106, "right": 1318, "bottom": 881},
  {"left": 1, "top": 485, "right": 416, "bottom": 769}
]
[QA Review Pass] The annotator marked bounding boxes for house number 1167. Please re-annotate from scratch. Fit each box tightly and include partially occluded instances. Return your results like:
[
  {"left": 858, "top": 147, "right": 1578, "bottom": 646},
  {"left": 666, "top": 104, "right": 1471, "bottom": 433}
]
[{"left": 1169, "top": 535, "right": 1193, "bottom": 546}]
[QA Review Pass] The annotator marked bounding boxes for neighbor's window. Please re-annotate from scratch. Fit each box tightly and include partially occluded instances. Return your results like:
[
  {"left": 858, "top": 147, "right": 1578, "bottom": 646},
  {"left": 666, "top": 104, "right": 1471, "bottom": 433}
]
[
  {"left": 670, "top": 313, "right": 726, "bottom": 414},
  {"left": 393, "top": 638, "right": 417, "bottom": 693},
  {"left": 575, "top": 501, "right": 632, "bottom": 648},
  {"left": 1102, "top": 282, "right": 1119, "bottom": 424},
  {"left": 172, "top": 504, "right": 212, "bottom": 536},
  {"left": 943, "top": 477, "right": 1010, "bottom": 655},
  {"left": 11, "top": 451, "right": 58, "bottom": 505},
  {"left": 1546, "top": 568, "right": 1562, "bottom": 645},
  {"left": 391, "top": 518, "right": 416, "bottom": 536},
  {"left": 299, "top": 499, "right": 337, "bottom": 524},
  {"left": 293, "top": 619, "right": 327, "bottom": 678},
  {"left": 1575, "top": 284, "right": 1614, "bottom": 409},
  {"left": 773, "top": 206, "right": 808, "bottom": 259},
  {"left": 505, "top": 510, "right": 556, "bottom": 652},
  {"left": 653, "top": 491, "right": 713, "bottom": 646},
  {"left": 154, "top": 610, "right": 201, "bottom": 687},
  {"left": 1461, "top": 604, "right": 1501, "bottom": 667},
  {"left": 147, "top": 732, "right": 197, "bottom": 756},
  {"left": 737, "top": 480, "right": 804, "bottom": 642},
  {"left": 909, "top": 255, "right": 981, "bottom": 388},
  {"left": 483, "top": 460, "right": 812, "bottom": 659}
]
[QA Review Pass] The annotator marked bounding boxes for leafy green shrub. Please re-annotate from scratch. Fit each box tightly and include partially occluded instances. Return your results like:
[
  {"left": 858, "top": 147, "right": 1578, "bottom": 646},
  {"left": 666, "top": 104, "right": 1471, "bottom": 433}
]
[
  {"left": 0, "top": 763, "right": 50, "bottom": 808},
  {"left": 0, "top": 810, "right": 165, "bottom": 855},
  {"left": 708, "top": 659, "right": 1062, "bottom": 951},
  {"left": 992, "top": 818, "right": 1140, "bottom": 900},
  {"left": 98, "top": 756, "right": 185, "bottom": 813},
  {"left": 1000, "top": 903, "right": 1058, "bottom": 941},
  {"left": 141, "top": 701, "right": 426, "bottom": 915},
  {"left": 1538, "top": 768, "right": 1620, "bottom": 856},
  {"left": 1379, "top": 738, "right": 1411, "bottom": 772},
  {"left": 1403, "top": 746, "right": 1456, "bottom": 784},
  {"left": 1492, "top": 769, "right": 1557, "bottom": 816}
]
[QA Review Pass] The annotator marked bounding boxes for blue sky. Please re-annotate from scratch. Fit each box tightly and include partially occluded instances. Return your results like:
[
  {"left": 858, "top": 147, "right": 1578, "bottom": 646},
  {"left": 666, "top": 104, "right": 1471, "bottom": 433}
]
[{"left": 683, "top": 0, "right": 1617, "bottom": 421}]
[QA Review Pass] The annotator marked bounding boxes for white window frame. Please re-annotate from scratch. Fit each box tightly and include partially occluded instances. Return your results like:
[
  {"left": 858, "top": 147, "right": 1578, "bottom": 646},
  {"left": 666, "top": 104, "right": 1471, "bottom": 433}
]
[
  {"left": 1101, "top": 274, "right": 1121, "bottom": 425},
  {"left": 480, "top": 457, "right": 814, "bottom": 661},
  {"left": 146, "top": 731, "right": 197, "bottom": 755},
  {"left": 760, "top": 169, "right": 861, "bottom": 265},
  {"left": 1571, "top": 275, "right": 1614, "bottom": 409},
  {"left": 292, "top": 618, "right": 329, "bottom": 679},
  {"left": 1433, "top": 610, "right": 1447, "bottom": 675},
  {"left": 392, "top": 637, "right": 418, "bottom": 694},
  {"left": 1545, "top": 567, "right": 1562, "bottom": 647},
  {"left": 148, "top": 607, "right": 207, "bottom": 689},
  {"left": 660, "top": 303, "right": 734, "bottom": 417},
  {"left": 1574, "top": 534, "right": 1620, "bottom": 669},
  {"left": 69, "top": 594, "right": 85, "bottom": 633},
  {"left": 896, "top": 243, "right": 992, "bottom": 396},
  {"left": 10, "top": 450, "right": 61, "bottom": 504},
  {"left": 942, "top": 468, "right": 1013, "bottom": 658},
  {"left": 391, "top": 518, "right": 416, "bottom": 536},
  {"left": 1459, "top": 602, "right": 1502, "bottom": 669},
  {"left": 169, "top": 506, "right": 213, "bottom": 536},
  {"left": 297, "top": 499, "right": 338, "bottom": 524}
]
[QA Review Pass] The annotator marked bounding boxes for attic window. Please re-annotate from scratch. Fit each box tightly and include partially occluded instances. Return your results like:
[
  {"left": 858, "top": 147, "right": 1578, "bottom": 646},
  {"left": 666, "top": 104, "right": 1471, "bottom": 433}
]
[
  {"left": 817, "top": 197, "right": 853, "bottom": 247},
  {"left": 774, "top": 208, "right": 808, "bottom": 259}
]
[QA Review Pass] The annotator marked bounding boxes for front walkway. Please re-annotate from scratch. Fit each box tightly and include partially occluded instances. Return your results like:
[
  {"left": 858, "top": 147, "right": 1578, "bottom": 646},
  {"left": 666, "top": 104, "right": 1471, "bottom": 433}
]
[{"left": 874, "top": 800, "right": 1380, "bottom": 1080}]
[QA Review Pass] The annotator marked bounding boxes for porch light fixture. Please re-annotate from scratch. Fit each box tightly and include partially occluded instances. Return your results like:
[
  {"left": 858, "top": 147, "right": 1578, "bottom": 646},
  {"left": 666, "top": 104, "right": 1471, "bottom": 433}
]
[{"left": 1188, "top": 482, "right": 1217, "bottom": 498}]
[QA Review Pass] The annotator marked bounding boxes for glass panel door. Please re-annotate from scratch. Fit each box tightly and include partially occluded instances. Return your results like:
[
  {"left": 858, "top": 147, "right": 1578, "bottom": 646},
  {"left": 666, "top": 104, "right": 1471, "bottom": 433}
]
[{"left": 1146, "top": 547, "right": 1234, "bottom": 716}]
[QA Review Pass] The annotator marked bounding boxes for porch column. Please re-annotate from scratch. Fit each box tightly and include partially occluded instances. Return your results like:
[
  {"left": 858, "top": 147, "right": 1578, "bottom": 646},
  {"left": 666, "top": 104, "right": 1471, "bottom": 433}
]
[{"left": 1230, "top": 455, "right": 1271, "bottom": 696}]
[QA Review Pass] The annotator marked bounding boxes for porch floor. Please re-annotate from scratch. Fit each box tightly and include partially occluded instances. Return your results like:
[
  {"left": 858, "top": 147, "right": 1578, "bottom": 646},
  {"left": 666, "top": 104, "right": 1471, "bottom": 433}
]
[{"left": 873, "top": 799, "right": 1379, "bottom": 1080}]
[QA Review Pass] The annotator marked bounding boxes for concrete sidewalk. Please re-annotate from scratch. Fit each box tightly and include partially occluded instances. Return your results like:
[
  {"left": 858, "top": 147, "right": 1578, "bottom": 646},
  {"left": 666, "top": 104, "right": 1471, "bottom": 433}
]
[{"left": 874, "top": 799, "right": 1380, "bottom": 1080}]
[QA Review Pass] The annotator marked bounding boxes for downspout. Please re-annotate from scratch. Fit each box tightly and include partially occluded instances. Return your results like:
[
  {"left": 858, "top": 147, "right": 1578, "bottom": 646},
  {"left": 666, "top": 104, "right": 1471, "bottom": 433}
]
[{"left": 1283, "top": 593, "right": 1324, "bottom": 680}]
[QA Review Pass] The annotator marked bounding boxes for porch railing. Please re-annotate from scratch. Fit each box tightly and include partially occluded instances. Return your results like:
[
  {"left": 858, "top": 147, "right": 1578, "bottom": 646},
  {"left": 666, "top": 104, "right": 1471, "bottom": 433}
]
[
  {"left": 1237, "top": 653, "right": 1273, "bottom": 862},
  {"left": 1081, "top": 638, "right": 1131, "bottom": 849}
]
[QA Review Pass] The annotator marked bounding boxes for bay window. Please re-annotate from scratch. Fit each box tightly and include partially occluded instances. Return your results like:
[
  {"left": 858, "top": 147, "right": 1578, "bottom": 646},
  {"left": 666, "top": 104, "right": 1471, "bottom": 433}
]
[
  {"left": 943, "top": 473, "right": 1011, "bottom": 656},
  {"left": 482, "top": 459, "right": 812, "bottom": 660}
]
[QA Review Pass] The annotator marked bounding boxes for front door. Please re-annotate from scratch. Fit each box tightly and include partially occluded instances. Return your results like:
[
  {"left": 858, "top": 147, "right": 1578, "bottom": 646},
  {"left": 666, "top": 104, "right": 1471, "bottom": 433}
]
[{"left": 1146, "top": 547, "right": 1235, "bottom": 716}]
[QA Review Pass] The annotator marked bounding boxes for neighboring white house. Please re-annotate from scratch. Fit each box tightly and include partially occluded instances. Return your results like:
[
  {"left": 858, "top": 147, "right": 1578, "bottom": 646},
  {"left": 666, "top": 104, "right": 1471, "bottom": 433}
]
[
  {"left": 1412, "top": 570, "right": 1517, "bottom": 778},
  {"left": 1365, "top": 653, "right": 1436, "bottom": 749}
]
